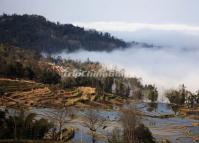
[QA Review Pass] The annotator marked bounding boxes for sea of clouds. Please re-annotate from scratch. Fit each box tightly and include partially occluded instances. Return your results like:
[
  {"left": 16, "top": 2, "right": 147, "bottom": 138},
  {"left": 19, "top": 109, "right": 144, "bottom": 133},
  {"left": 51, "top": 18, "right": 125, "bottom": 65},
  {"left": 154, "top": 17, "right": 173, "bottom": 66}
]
[{"left": 55, "top": 22, "right": 199, "bottom": 100}]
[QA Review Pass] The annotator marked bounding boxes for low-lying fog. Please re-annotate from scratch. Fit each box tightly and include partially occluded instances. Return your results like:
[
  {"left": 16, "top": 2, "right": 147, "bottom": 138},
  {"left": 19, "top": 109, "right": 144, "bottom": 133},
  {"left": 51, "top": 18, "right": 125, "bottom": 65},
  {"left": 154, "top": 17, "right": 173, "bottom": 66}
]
[{"left": 55, "top": 28, "right": 199, "bottom": 100}]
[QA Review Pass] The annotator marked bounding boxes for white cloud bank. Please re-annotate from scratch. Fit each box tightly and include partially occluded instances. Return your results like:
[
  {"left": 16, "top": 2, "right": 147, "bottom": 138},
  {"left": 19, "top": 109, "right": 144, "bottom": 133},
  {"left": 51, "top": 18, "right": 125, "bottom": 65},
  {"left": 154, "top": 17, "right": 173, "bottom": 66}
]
[
  {"left": 74, "top": 22, "right": 199, "bottom": 34},
  {"left": 55, "top": 46, "right": 199, "bottom": 100},
  {"left": 56, "top": 21, "right": 199, "bottom": 101}
]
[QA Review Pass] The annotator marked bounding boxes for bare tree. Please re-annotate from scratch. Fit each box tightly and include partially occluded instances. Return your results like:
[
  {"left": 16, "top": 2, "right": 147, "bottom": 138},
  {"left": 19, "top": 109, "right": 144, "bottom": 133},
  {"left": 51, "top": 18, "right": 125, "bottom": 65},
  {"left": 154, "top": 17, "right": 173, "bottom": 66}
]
[
  {"left": 42, "top": 106, "right": 71, "bottom": 141},
  {"left": 109, "top": 105, "right": 154, "bottom": 143},
  {"left": 120, "top": 105, "right": 141, "bottom": 143},
  {"left": 83, "top": 109, "right": 106, "bottom": 143},
  {"left": 5, "top": 109, "right": 17, "bottom": 140},
  {"left": 108, "top": 128, "right": 123, "bottom": 143}
]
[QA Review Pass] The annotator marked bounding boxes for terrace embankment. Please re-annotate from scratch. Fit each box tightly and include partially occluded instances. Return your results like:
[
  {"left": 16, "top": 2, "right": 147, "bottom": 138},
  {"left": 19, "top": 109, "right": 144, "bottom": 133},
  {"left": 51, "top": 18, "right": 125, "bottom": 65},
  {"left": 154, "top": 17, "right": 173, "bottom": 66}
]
[{"left": 0, "top": 78, "right": 124, "bottom": 108}]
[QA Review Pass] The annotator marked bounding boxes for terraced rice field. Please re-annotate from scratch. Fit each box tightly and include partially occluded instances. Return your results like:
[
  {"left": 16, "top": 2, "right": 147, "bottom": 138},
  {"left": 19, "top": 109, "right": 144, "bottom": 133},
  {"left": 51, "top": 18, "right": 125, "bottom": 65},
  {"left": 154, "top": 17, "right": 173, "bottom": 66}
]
[
  {"left": 0, "top": 78, "right": 120, "bottom": 108},
  {"left": 0, "top": 78, "right": 78, "bottom": 107}
]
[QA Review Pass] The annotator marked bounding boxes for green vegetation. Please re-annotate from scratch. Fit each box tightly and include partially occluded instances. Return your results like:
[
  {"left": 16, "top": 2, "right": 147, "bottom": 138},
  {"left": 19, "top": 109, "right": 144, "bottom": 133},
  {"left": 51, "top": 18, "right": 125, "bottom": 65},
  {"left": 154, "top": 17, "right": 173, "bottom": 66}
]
[
  {"left": 0, "top": 109, "right": 53, "bottom": 140},
  {"left": 166, "top": 84, "right": 186, "bottom": 106},
  {"left": 0, "top": 44, "right": 159, "bottom": 103},
  {"left": 0, "top": 43, "right": 63, "bottom": 86},
  {"left": 0, "top": 14, "right": 127, "bottom": 53},
  {"left": 40, "top": 70, "right": 61, "bottom": 84},
  {"left": 0, "top": 108, "right": 74, "bottom": 142},
  {"left": 165, "top": 84, "right": 199, "bottom": 116},
  {"left": 1, "top": 13, "right": 199, "bottom": 143},
  {"left": 109, "top": 107, "right": 155, "bottom": 143},
  {"left": 0, "top": 44, "right": 40, "bottom": 80},
  {"left": 143, "top": 85, "right": 158, "bottom": 103},
  {"left": 166, "top": 84, "right": 199, "bottom": 107},
  {"left": 115, "top": 79, "right": 130, "bottom": 97}
]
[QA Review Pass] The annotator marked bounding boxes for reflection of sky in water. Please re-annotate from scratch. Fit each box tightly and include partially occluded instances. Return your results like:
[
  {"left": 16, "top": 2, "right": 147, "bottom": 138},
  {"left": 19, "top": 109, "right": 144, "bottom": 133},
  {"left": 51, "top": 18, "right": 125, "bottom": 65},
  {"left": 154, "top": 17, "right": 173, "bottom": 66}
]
[
  {"left": 30, "top": 104, "right": 199, "bottom": 143},
  {"left": 72, "top": 131, "right": 107, "bottom": 143}
]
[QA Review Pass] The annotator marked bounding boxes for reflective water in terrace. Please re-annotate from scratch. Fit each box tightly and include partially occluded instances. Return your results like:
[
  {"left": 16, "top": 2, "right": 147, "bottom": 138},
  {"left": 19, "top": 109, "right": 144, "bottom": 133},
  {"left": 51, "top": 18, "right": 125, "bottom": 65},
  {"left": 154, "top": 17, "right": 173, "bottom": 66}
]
[{"left": 30, "top": 102, "right": 199, "bottom": 143}]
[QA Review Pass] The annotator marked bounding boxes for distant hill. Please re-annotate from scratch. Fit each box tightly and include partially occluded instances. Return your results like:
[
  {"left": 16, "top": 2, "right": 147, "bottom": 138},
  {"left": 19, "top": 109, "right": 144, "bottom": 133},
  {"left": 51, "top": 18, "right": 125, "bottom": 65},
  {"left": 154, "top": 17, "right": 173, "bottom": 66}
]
[{"left": 0, "top": 14, "right": 127, "bottom": 53}]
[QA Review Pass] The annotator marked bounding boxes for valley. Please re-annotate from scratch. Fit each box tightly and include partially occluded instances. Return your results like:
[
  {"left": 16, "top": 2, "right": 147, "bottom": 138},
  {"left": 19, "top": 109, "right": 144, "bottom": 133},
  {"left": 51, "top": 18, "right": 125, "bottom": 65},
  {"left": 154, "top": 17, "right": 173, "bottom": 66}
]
[{"left": 1, "top": 78, "right": 199, "bottom": 143}]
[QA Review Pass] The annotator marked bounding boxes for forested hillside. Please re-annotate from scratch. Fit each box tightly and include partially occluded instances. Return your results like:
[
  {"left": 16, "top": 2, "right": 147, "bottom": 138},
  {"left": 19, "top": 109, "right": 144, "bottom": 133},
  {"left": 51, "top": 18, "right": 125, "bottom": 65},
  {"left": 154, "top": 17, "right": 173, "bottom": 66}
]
[
  {"left": 0, "top": 44, "right": 150, "bottom": 100},
  {"left": 0, "top": 14, "right": 127, "bottom": 53}
]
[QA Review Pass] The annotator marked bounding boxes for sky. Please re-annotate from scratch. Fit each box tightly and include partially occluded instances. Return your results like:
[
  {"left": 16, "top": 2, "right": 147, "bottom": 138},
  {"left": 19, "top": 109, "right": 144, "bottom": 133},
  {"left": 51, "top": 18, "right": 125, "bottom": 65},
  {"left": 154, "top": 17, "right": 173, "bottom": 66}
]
[
  {"left": 1, "top": 0, "right": 199, "bottom": 42},
  {"left": 1, "top": 0, "right": 199, "bottom": 97},
  {"left": 1, "top": 0, "right": 199, "bottom": 25}
]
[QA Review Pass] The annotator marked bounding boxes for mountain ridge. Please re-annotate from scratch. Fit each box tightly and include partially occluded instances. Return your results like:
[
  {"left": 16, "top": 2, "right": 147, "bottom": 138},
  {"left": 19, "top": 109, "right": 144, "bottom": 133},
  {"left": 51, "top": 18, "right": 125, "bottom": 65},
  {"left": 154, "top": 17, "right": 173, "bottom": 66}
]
[{"left": 0, "top": 14, "right": 128, "bottom": 53}]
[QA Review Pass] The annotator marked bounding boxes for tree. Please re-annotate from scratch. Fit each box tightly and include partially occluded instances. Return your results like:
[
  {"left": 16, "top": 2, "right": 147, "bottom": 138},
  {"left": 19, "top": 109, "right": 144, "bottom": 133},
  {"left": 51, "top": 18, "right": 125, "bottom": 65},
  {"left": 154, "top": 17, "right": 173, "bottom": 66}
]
[
  {"left": 104, "top": 77, "right": 114, "bottom": 93},
  {"left": 147, "top": 102, "right": 158, "bottom": 112},
  {"left": 42, "top": 106, "right": 71, "bottom": 141},
  {"left": 6, "top": 62, "right": 24, "bottom": 78},
  {"left": 0, "top": 14, "right": 127, "bottom": 53},
  {"left": 129, "top": 77, "right": 144, "bottom": 100},
  {"left": 24, "top": 66, "right": 35, "bottom": 80},
  {"left": 83, "top": 109, "right": 106, "bottom": 143},
  {"left": 135, "top": 124, "right": 155, "bottom": 143},
  {"left": 185, "top": 91, "right": 195, "bottom": 108},
  {"left": 166, "top": 85, "right": 187, "bottom": 105},
  {"left": 40, "top": 70, "right": 61, "bottom": 84},
  {"left": 0, "top": 109, "right": 53, "bottom": 140},
  {"left": 170, "top": 104, "right": 179, "bottom": 115},
  {"left": 111, "top": 105, "right": 155, "bottom": 143},
  {"left": 61, "top": 77, "right": 77, "bottom": 88},
  {"left": 0, "top": 91, "right": 5, "bottom": 106},
  {"left": 108, "top": 128, "right": 123, "bottom": 143},
  {"left": 115, "top": 79, "right": 130, "bottom": 97},
  {"left": 0, "top": 110, "right": 6, "bottom": 131},
  {"left": 121, "top": 105, "right": 140, "bottom": 143},
  {"left": 144, "top": 85, "right": 158, "bottom": 103},
  {"left": 196, "top": 90, "right": 199, "bottom": 104}
]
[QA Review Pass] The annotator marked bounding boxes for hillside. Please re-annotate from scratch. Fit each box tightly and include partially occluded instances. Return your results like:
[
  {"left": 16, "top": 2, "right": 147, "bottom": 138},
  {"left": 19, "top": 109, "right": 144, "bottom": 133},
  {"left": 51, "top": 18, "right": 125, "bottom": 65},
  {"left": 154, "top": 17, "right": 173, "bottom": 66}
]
[
  {"left": 0, "top": 44, "right": 145, "bottom": 100},
  {"left": 0, "top": 14, "right": 127, "bottom": 53},
  {"left": 0, "top": 78, "right": 124, "bottom": 108}
]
